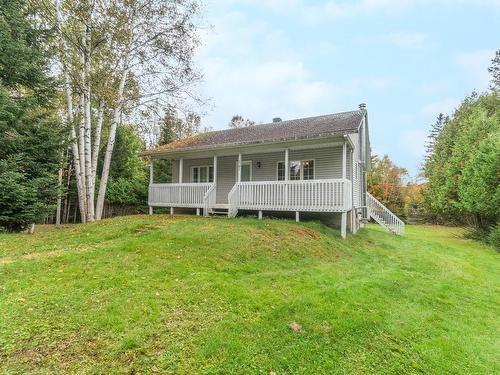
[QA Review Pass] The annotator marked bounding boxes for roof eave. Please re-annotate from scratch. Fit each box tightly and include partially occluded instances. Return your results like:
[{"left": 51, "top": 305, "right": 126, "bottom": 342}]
[{"left": 141, "top": 130, "right": 358, "bottom": 158}]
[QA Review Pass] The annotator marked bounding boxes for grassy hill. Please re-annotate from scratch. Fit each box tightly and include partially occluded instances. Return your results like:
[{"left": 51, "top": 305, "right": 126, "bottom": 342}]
[{"left": 0, "top": 216, "right": 498, "bottom": 374}]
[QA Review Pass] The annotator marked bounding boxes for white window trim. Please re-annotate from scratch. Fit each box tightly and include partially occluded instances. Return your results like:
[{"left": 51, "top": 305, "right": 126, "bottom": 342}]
[
  {"left": 190, "top": 165, "right": 214, "bottom": 183},
  {"left": 276, "top": 159, "right": 316, "bottom": 181},
  {"left": 235, "top": 160, "right": 252, "bottom": 181}
]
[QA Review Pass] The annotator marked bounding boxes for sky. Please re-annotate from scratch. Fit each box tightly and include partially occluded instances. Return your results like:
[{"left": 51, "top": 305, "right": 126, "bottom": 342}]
[{"left": 194, "top": 0, "right": 499, "bottom": 176}]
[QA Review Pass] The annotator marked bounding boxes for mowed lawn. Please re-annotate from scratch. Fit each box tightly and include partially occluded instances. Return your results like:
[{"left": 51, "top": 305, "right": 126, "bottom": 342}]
[{"left": 0, "top": 216, "right": 498, "bottom": 374}]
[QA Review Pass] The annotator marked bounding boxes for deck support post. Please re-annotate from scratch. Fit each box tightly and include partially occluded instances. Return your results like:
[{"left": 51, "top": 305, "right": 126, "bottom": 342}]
[
  {"left": 196, "top": 208, "right": 200, "bottom": 216},
  {"left": 148, "top": 161, "right": 153, "bottom": 215},
  {"left": 258, "top": 210, "right": 263, "bottom": 220},
  {"left": 341, "top": 212, "right": 347, "bottom": 239},
  {"left": 295, "top": 211, "right": 300, "bottom": 222},
  {"left": 170, "top": 207, "right": 174, "bottom": 215},
  {"left": 179, "top": 158, "right": 183, "bottom": 183}
]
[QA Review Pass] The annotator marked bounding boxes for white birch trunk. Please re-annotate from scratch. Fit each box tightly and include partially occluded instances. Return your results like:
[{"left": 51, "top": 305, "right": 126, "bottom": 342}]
[
  {"left": 95, "top": 68, "right": 129, "bottom": 220},
  {"left": 56, "top": 166, "right": 63, "bottom": 226},
  {"left": 55, "top": 0, "right": 86, "bottom": 223},
  {"left": 83, "top": 26, "right": 94, "bottom": 221},
  {"left": 91, "top": 100, "right": 104, "bottom": 209},
  {"left": 78, "top": 37, "right": 87, "bottom": 218}
]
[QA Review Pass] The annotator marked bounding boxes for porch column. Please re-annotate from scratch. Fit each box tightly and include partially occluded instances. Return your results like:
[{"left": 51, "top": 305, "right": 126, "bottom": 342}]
[
  {"left": 149, "top": 161, "right": 153, "bottom": 215},
  {"left": 284, "top": 148, "right": 289, "bottom": 180},
  {"left": 284, "top": 148, "right": 289, "bottom": 207},
  {"left": 350, "top": 149, "right": 355, "bottom": 234},
  {"left": 237, "top": 153, "right": 242, "bottom": 182},
  {"left": 213, "top": 155, "right": 218, "bottom": 185},
  {"left": 341, "top": 142, "right": 347, "bottom": 239},
  {"left": 342, "top": 142, "right": 346, "bottom": 179},
  {"left": 179, "top": 157, "right": 184, "bottom": 183}
]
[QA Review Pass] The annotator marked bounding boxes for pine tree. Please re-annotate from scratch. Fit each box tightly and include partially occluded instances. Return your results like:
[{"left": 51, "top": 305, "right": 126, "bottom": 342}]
[
  {"left": 488, "top": 50, "right": 500, "bottom": 91},
  {"left": 0, "top": 0, "right": 65, "bottom": 231},
  {"left": 424, "top": 113, "right": 448, "bottom": 165}
]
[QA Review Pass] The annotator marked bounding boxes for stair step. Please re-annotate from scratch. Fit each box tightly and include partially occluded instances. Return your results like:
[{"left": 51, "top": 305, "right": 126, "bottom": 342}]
[{"left": 210, "top": 210, "right": 228, "bottom": 216}]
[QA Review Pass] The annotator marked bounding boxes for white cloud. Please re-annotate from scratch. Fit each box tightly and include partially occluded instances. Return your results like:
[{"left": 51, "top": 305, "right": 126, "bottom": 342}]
[
  {"left": 454, "top": 49, "right": 495, "bottom": 90},
  {"left": 399, "top": 129, "right": 428, "bottom": 158},
  {"left": 421, "top": 97, "right": 460, "bottom": 117},
  {"left": 196, "top": 8, "right": 342, "bottom": 128},
  {"left": 385, "top": 31, "right": 428, "bottom": 49}
]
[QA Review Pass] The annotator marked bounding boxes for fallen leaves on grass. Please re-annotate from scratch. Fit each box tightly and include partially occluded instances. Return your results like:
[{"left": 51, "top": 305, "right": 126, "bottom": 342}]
[{"left": 288, "top": 322, "right": 304, "bottom": 333}]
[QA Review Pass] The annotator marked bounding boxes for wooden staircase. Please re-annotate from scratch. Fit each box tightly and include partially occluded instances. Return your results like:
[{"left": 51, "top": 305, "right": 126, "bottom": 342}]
[
  {"left": 208, "top": 204, "right": 229, "bottom": 217},
  {"left": 365, "top": 192, "right": 405, "bottom": 236}
]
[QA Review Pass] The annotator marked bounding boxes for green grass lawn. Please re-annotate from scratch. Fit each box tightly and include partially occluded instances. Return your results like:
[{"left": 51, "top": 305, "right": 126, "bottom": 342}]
[{"left": 0, "top": 216, "right": 498, "bottom": 374}]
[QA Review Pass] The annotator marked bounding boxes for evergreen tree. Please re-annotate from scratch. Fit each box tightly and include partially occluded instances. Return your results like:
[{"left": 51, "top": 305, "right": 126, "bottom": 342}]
[
  {"left": 424, "top": 113, "right": 448, "bottom": 164},
  {"left": 488, "top": 50, "right": 500, "bottom": 91},
  {"left": 423, "top": 91, "right": 500, "bottom": 233},
  {"left": 0, "top": 0, "right": 64, "bottom": 231}
]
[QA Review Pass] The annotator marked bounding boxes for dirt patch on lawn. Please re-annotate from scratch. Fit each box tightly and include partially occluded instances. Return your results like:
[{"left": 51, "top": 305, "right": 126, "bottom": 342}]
[
  {"left": 0, "top": 246, "right": 95, "bottom": 265},
  {"left": 8, "top": 333, "right": 100, "bottom": 371},
  {"left": 290, "top": 227, "right": 320, "bottom": 240}
]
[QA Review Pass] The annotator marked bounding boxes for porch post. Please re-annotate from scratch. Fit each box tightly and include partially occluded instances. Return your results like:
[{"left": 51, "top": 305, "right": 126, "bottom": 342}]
[
  {"left": 341, "top": 142, "right": 347, "bottom": 239},
  {"left": 350, "top": 149, "right": 356, "bottom": 234},
  {"left": 237, "top": 153, "right": 242, "bottom": 182},
  {"left": 284, "top": 148, "right": 289, "bottom": 208},
  {"left": 149, "top": 161, "right": 153, "bottom": 215},
  {"left": 284, "top": 148, "right": 289, "bottom": 180},
  {"left": 342, "top": 142, "right": 346, "bottom": 179},
  {"left": 179, "top": 157, "right": 184, "bottom": 183},
  {"left": 213, "top": 155, "right": 218, "bottom": 185}
]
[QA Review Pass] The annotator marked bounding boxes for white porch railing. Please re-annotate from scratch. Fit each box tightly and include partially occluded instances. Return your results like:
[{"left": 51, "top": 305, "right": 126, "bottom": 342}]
[
  {"left": 203, "top": 184, "right": 217, "bottom": 216},
  {"left": 366, "top": 192, "right": 405, "bottom": 236},
  {"left": 228, "top": 179, "right": 352, "bottom": 217},
  {"left": 148, "top": 183, "right": 213, "bottom": 208}
]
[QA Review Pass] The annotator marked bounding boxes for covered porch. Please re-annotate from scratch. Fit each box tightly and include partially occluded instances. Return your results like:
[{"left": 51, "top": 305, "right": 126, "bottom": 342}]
[{"left": 147, "top": 138, "right": 357, "bottom": 237}]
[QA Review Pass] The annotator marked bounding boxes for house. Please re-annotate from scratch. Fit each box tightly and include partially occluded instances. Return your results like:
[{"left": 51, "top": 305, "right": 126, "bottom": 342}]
[{"left": 142, "top": 104, "right": 404, "bottom": 238}]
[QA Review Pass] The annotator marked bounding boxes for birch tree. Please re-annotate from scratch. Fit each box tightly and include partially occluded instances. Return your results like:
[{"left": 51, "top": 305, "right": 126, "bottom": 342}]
[{"left": 38, "top": 0, "right": 203, "bottom": 222}]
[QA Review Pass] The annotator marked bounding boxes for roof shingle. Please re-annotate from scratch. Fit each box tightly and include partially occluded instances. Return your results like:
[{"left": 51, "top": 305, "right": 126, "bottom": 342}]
[{"left": 144, "top": 110, "right": 365, "bottom": 155}]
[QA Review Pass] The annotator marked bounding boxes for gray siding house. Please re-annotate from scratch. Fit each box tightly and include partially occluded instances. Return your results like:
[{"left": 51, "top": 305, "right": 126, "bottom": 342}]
[{"left": 143, "top": 105, "right": 404, "bottom": 238}]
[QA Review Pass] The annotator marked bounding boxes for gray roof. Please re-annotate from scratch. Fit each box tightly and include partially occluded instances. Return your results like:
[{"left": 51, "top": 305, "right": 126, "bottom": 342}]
[{"left": 144, "top": 109, "right": 365, "bottom": 156}]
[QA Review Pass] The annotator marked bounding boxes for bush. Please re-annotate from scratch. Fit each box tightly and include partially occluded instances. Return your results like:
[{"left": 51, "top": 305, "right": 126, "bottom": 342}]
[
  {"left": 487, "top": 223, "right": 500, "bottom": 250},
  {"left": 0, "top": 157, "right": 42, "bottom": 232}
]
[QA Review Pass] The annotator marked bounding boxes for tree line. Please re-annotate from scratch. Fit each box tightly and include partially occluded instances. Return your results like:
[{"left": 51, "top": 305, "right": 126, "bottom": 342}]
[
  {"left": 0, "top": 0, "right": 204, "bottom": 231},
  {"left": 368, "top": 50, "right": 499, "bottom": 246}
]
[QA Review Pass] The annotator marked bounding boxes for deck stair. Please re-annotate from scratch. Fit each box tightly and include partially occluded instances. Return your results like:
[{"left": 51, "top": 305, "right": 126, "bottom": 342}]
[
  {"left": 209, "top": 208, "right": 229, "bottom": 216},
  {"left": 366, "top": 192, "right": 405, "bottom": 236}
]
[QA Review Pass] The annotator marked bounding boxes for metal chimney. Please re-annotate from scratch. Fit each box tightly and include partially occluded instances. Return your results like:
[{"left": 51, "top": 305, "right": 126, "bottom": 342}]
[{"left": 359, "top": 103, "right": 366, "bottom": 110}]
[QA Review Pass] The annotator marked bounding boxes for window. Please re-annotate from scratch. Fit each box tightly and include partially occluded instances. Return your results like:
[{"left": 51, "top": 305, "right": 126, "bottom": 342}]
[
  {"left": 191, "top": 166, "right": 214, "bottom": 183},
  {"left": 277, "top": 162, "right": 285, "bottom": 181},
  {"left": 302, "top": 160, "right": 314, "bottom": 180},
  {"left": 290, "top": 161, "right": 301, "bottom": 180},
  {"left": 277, "top": 160, "right": 315, "bottom": 181}
]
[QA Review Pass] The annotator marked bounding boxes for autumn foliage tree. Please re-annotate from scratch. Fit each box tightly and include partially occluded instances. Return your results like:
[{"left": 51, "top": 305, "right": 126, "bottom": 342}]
[{"left": 367, "top": 155, "right": 408, "bottom": 218}]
